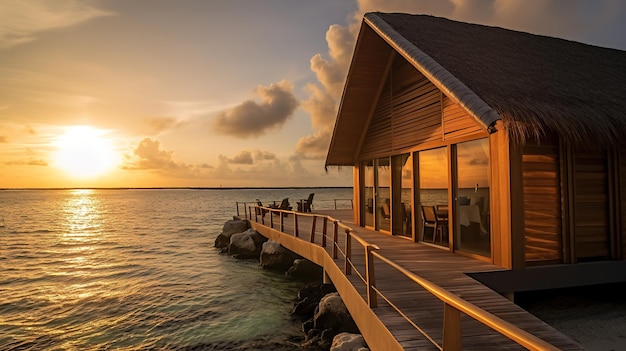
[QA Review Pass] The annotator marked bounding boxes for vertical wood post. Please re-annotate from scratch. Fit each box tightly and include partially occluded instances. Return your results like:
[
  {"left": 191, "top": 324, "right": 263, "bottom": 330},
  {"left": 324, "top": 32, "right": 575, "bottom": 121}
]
[
  {"left": 365, "top": 245, "right": 377, "bottom": 307},
  {"left": 345, "top": 230, "right": 352, "bottom": 275},
  {"left": 443, "top": 303, "right": 462, "bottom": 351},
  {"left": 294, "top": 213, "right": 299, "bottom": 237},
  {"left": 322, "top": 217, "right": 328, "bottom": 248},
  {"left": 311, "top": 216, "right": 317, "bottom": 243},
  {"left": 333, "top": 221, "right": 339, "bottom": 259},
  {"left": 280, "top": 211, "right": 284, "bottom": 232},
  {"left": 236, "top": 202, "right": 240, "bottom": 217},
  {"left": 269, "top": 210, "right": 274, "bottom": 228}
]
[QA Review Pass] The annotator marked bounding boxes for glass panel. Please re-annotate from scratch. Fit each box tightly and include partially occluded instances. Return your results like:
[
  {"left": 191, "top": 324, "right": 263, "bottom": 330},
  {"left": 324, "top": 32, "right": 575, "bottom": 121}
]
[
  {"left": 392, "top": 154, "right": 412, "bottom": 237},
  {"left": 376, "top": 157, "right": 391, "bottom": 232},
  {"left": 418, "top": 147, "right": 449, "bottom": 246},
  {"left": 455, "top": 138, "right": 491, "bottom": 257},
  {"left": 363, "top": 160, "right": 374, "bottom": 227}
]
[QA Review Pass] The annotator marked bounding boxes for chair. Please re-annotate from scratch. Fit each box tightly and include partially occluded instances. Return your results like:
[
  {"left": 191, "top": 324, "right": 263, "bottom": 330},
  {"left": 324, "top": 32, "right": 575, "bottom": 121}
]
[
  {"left": 421, "top": 205, "right": 448, "bottom": 244},
  {"left": 297, "top": 193, "right": 314, "bottom": 212},
  {"left": 269, "top": 198, "right": 292, "bottom": 216},
  {"left": 255, "top": 199, "right": 268, "bottom": 216},
  {"left": 381, "top": 201, "right": 390, "bottom": 219}
]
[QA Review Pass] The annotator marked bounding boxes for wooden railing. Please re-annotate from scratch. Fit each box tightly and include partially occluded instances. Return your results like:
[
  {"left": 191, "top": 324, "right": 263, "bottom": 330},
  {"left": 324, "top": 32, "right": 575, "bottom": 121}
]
[{"left": 244, "top": 205, "right": 560, "bottom": 351}]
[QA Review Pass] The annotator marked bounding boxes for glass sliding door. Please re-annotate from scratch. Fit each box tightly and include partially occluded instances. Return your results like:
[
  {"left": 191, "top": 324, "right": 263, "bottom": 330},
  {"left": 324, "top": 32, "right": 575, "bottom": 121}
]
[
  {"left": 376, "top": 157, "right": 391, "bottom": 232},
  {"left": 418, "top": 147, "right": 449, "bottom": 245},
  {"left": 455, "top": 138, "right": 491, "bottom": 257},
  {"left": 392, "top": 154, "right": 412, "bottom": 237},
  {"left": 363, "top": 160, "right": 375, "bottom": 228}
]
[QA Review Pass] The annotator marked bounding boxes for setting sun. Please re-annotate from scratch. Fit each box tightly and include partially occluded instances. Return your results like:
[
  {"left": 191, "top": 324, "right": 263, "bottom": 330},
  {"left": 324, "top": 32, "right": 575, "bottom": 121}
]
[{"left": 54, "top": 126, "right": 118, "bottom": 179}]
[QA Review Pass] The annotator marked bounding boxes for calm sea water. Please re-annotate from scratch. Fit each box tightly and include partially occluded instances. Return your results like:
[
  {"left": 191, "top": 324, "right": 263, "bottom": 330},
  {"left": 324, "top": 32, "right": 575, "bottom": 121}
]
[{"left": 0, "top": 188, "right": 353, "bottom": 350}]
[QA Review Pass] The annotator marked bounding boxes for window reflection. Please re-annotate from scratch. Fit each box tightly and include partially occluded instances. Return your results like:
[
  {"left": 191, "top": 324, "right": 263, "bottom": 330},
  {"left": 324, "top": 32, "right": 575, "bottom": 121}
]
[
  {"left": 363, "top": 160, "right": 374, "bottom": 227},
  {"left": 418, "top": 147, "right": 449, "bottom": 245},
  {"left": 455, "top": 139, "right": 490, "bottom": 257},
  {"left": 392, "top": 154, "right": 412, "bottom": 237},
  {"left": 376, "top": 158, "right": 390, "bottom": 232}
]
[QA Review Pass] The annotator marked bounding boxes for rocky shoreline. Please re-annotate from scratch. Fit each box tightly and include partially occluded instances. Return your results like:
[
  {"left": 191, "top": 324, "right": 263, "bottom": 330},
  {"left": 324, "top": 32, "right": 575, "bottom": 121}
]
[{"left": 214, "top": 219, "right": 369, "bottom": 351}]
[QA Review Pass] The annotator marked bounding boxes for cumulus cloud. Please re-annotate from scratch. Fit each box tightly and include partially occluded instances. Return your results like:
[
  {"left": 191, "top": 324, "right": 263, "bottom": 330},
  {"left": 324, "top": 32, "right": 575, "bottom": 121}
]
[
  {"left": 212, "top": 80, "right": 299, "bottom": 138},
  {"left": 228, "top": 151, "right": 254, "bottom": 165},
  {"left": 123, "top": 138, "right": 179, "bottom": 170},
  {"left": 254, "top": 150, "right": 276, "bottom": 161},
  {"left": 0, "top": 0, "right": 113, "bottom": 49}
]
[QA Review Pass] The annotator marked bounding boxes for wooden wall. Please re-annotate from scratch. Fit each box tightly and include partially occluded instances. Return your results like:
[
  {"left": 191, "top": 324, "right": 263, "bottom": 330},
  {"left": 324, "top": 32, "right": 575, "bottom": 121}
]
[
  {"left": 572, "top": 149, "right": 611, "bottom": 261},
  {"left": 622, "top": 149, "right": 626, "bottom": 260},
  {"left": 360, "top": 57, "right": 441, "bottom": 160},
  {"left": 522, "top": 141, "right": 562, "bottom": 264}
]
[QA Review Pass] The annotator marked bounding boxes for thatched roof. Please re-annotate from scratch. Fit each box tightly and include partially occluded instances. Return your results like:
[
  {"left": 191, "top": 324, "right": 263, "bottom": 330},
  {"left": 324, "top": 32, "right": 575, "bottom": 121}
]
[{"left": 326, "top": 13, "right": 626, "bottom": 166}]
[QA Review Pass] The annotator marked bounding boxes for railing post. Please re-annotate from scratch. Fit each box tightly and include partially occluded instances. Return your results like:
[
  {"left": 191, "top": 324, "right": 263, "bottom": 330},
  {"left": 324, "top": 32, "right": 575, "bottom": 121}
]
[
  {"left": 310, "top": 216, "right": 317, "bottom": 243},
  {"left": 345, "top": 230, "right": 352, "bottom": 275},
  {"left": 294, "top": 213, "right": 299, "bottom": 237},
  {"left": 443, "top": 303, "right": 462, "bottom": 351},
  {"left": 334, "top": 199, "right": 337, "bottom": 210},
  {"left": 322, "top": 217, "right": 328, "bottom": 248},
  {"left": 333, "top": 221, "right": 338, "bottom": 259},
  {"left": 253, "top": 206, "right": 258, "bottom": 222},
  {"left": 236, "top": 201, "right": 240, "bottom": 217},
  {"left": 280, "top": 211, "right": 284, "bottom": 232},
  {"left": 365, "top": 245, "right": 377, "bottom": 307}
]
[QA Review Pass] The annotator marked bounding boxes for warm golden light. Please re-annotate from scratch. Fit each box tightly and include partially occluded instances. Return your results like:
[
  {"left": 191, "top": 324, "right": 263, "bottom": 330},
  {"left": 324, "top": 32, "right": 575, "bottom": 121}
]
[{"left": 54, "top": 126, "right": 118, "bottom": 179}]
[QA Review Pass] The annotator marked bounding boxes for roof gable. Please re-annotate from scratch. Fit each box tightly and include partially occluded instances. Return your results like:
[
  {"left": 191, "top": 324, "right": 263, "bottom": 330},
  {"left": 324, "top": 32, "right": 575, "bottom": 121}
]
[{"left": 326, "top": 13, "right": 626, "bottom": 166}]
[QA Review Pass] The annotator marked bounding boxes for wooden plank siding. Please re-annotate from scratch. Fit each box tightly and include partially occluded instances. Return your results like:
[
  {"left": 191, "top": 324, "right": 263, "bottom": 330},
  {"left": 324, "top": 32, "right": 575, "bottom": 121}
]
[
  {"left": 360, "top": 57, "right": 442, "bottom": 160},
  {"left": 522, "top": 141, "right": 563, "bottom": 264},
  {"left": 573, "top": 149, "right": 611, "bottom": 261},
  {"left": 359, "top": 55, "right": 488, "bottom": 161},
  {"left": 442, "top": 96, "right": 485, "bottom": 140},
  {"left": 622, "top": 149, "right": 626, "bottom": 260}
]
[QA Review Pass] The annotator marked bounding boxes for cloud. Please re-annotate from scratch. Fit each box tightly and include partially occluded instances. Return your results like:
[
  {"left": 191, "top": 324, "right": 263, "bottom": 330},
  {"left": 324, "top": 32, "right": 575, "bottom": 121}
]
[
  {"left": 0, "top": 136, "right": 7, "bottom": 143},
  {"left": 144, "top": 116, "right": 186, "bottom": 134},
  {"left": 254, "top": 150, "right": 276, "bottom": 161},
  {"left": 212, "top": 80, "right": 299, "bottom": 138},
  {"left": 123, "top": 138, "right": 179, "bottom": 170},
  {"left": 4, "top": 158, "right": 48, "bottom": 166},
  {"left": 228, "top": 151, "right": 254, "bottom": 165},
  {"left": 0, "top": 0, "right": 113, "bottom": 49}
]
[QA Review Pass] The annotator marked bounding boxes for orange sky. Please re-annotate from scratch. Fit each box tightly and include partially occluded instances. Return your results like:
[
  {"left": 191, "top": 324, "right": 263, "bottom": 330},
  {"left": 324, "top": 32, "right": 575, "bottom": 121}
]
[{"left": 1, "top": 0, "right": 625, "bottom": 188}]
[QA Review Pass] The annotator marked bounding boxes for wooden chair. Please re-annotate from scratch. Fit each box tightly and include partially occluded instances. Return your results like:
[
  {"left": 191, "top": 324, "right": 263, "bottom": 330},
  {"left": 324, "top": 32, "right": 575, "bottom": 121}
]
[
  {"left": 269, "top": 198, "right": 292, "bottom": 216},
  {"left": 297, "top": 193, "right": 314, "bottom": 212},
  {"left": 421, "top": 205, "right": 448, "bottom": 244},
  {"left": 255, "top": 199, "right": 268, "bottom": 216}
]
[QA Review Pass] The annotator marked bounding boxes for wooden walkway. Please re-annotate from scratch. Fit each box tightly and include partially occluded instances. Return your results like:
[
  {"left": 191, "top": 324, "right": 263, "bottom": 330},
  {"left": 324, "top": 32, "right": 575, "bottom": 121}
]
[{"left": 247, "top": 208, "right": 582, "bottom": 351}]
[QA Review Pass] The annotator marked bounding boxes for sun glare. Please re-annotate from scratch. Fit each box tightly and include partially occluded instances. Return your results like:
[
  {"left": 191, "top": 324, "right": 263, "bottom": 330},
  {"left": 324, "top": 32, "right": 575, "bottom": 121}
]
[{"left": 54, "top": 126, "right": 118, "bottom": 179}]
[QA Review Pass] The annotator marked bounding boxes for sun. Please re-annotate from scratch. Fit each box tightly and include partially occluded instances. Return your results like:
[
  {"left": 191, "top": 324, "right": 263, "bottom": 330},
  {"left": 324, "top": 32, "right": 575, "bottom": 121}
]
[{"left": 54, "top": 126, "right": 118, "bottom": 179}]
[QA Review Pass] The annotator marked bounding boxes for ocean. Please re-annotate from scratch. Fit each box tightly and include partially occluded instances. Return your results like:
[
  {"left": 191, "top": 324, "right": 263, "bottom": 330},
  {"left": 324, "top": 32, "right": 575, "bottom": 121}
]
[{"left": 0, "top": 188, "right": 353, "bottom": 350}]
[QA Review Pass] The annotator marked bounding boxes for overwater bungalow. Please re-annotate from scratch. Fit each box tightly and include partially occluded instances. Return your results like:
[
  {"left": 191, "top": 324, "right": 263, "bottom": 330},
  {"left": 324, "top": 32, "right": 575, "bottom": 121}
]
[{"left": 326, "top": 13, "right": 626, "bottom": 291}]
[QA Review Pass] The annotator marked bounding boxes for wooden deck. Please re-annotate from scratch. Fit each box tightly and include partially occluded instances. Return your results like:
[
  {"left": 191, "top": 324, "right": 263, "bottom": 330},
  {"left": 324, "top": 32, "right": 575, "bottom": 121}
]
[{"left": 247, "top": 208, "right": 582, "bottom": 351}]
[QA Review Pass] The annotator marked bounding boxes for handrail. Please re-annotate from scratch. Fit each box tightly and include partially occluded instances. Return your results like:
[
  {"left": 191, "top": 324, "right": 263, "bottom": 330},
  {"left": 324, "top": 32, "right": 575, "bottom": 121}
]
[{"left": 245, "top": 205, "right": 560, "bottom": 351}]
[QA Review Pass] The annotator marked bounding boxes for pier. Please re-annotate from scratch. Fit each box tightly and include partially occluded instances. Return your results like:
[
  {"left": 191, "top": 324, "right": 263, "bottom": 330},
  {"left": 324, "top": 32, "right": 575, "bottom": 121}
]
[{"left": 239, "top": 205, "right": 582, "bottom": 351}]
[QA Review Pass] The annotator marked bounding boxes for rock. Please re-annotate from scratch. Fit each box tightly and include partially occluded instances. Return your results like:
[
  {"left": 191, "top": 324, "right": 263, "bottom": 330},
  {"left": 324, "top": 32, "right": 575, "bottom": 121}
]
[
  {"left": 214, "top": 219, "right": 249, "bottom": 248},
  {"left": 228, "top": 228, "right": 267, "bottom": 259},
  {"left": 260, "top": 240, "right": 299, "bottom": 271},
  {"left": 286, "top": 258, "right": 323, "bottom": 280},
  {"left": 293, "top": 283, "right": 336, "bottom": 320},
  {"left": 330, "top": 332, "right": 369, "bottom": 351},
  {"left": 313, "top": 293, "right": 359, "bottom": 337}
]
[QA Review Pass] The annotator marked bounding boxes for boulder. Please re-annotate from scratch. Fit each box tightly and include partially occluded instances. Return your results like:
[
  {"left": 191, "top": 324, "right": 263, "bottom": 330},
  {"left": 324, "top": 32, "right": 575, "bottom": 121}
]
[
  {"left": 330, "top": 333, "right": 369, "bottom": 351},
  {"left": 228, "top": 228, "right": 267, "bottom": 259},
  {"left": 286, "top": 258, "right": 323, "bottom": 280},
  {"left": 314, "top": 293, "right": 359, "bottom": 336},
  {"left": 260, "top": 240, "right": 299, "bottom": 271},
  {"left": 214, "top": 219, "right": 249, "bottom": 248}
]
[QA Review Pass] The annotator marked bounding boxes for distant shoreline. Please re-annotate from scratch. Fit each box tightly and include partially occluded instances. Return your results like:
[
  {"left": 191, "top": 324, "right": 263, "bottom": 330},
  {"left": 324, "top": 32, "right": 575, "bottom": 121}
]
[{"left": 0, "top": 186, "right": 353, "bottom": 191}]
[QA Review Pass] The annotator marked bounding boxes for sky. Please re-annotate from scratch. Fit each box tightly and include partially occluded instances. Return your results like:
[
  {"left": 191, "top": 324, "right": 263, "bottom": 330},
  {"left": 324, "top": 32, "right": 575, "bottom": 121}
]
[{"left": 1, "top": 0, "right": 625, "bottom": 189}]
